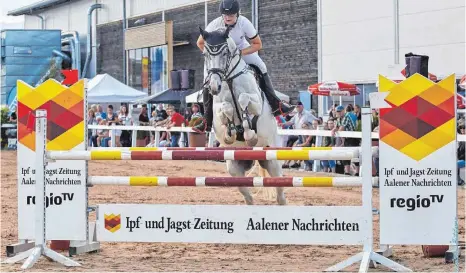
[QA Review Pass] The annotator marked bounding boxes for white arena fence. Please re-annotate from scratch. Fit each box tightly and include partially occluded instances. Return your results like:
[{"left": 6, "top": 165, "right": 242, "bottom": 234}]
[{"left": 88, "top": 124, "right": 465, "bottom": 148}]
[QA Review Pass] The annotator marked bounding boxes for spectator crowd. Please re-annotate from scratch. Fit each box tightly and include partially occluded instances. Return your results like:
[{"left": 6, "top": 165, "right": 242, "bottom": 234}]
[
  {"left": 85, "top": 101, "right": 465, "bottom": 181},
  {"left": 86, "top": 103, "right": 205, "bottom": 148}
]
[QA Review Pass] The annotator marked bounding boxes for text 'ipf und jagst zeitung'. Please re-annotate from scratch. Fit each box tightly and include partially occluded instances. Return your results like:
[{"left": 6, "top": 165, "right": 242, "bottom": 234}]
[
  {"left": 383, "top": 167, "right": 452, "bottom": 187},
  {"left": 124, "top": 216, "right": 360, "bottom": 233}
]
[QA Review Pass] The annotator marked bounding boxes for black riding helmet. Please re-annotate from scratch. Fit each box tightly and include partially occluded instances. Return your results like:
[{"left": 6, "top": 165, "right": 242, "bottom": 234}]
[{"left": 219, "top": 0, "right": 240, "bottom": 15}]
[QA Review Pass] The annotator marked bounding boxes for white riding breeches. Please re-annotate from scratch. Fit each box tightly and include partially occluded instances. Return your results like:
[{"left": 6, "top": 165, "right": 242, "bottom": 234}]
[
  {"left": 203, "top": 52, "right": 268, "bottom": 81},
  {"left": 241, "top": 52, "right": 267, "bottom": 74}
]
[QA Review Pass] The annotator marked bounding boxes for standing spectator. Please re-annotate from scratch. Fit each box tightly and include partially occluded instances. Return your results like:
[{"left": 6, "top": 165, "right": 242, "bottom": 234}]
[
  {"left": 345, "top": 104, "right": 357, "bottom": 127},
  {"left": 165, "top": 105, "right": 185, "bottom": 147},
  {"left": 458, "top": 124, "right": 465, "bottom": 185},
  {"left": 354, "top": 105, "right": 362, "bottom": 130},
  {"left": 96, "top": 105, "right": 104, "bottom": 119},
  {"left": 332, "top": 105, "right": 357, "bottom": 176},
  {"left": 104, "top": 105, "right": 120, "bottom": 147},
  {"left": 321, "top": 119, "right": 336, "bottom": 173},
  {"left": 328, "top": 104, "right": 338, "bottom": 119},
  {"left": 87, "top": 109, "right": 96, "bottom": 146},
  {"left": 105, "top": 105, "right": 118, "bottom": 122},
  {"left": 184, "top": 108, "right": 192, "bottom": 123},
  {"left": 154, "top": 104, "right": 168, "bottom": 142},
  {"left": 118, "top": 105, "right": 131, "bottom": 147},
  {"left": 137, "top": 105, "right": 150, "bottom": 147},
  {"left": 371, "top": 109, "right": 379, "bottom": 131}
]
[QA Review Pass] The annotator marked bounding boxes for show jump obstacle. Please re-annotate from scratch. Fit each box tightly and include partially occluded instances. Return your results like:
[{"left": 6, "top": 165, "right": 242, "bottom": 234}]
[{"left": 3, "top": 74, "right": 460, "bottom": 272}]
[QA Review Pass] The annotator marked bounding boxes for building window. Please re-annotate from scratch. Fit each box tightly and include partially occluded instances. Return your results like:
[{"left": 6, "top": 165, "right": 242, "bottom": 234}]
[
  {"left": 127, "top": 45, "right": 168, "bottom": 95},
  {"left": 150, "top": 46, "right": 168, "bottom": 95}
]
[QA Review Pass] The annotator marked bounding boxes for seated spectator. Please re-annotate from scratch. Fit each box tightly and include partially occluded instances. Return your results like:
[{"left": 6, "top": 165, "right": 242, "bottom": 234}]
[
  {"left": 189, "top": 104, "right": 206, "bottom": 133},
  {"left": 282, "top": 128, "right": 303, "bottom": 169},
  {"left": 156, "top": 104, "right": 168, "bottom": 121},
  {"left": 90, "top": 116, "right": 102, "bottom": 147},
  {"left": 149, "top": 110, "right": 158, "bottom": 145},
  {"left": 92, "top": 104, "right": 103, "bottom": 119},
  {"left": 191, "top": 104, "right": 203, "bottom": 119},
  {"left": 297, "top": 121, "right": 316, "bottom": 171},
  {"left": 96, "top": 119, "right": 110, "bottom": 147}
]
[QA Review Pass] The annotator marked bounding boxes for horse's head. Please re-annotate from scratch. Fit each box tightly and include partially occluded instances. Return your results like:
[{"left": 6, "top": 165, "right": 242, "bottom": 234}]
[{"left": 200, "top": 26, "right": 238, "bottom": 95}]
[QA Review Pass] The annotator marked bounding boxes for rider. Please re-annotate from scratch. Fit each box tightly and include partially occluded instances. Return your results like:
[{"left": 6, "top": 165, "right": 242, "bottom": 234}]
[{"left": 197, "top": 0, "right": 295, "bottom": 131}]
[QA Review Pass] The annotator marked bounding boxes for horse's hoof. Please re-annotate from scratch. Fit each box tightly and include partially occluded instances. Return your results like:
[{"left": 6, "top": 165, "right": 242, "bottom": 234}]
[
  {"left": 245, "top": 134, "right": 258, "bottom": 146},
  {"left": 224, "top": 138, "right": 235, "bottom": 145},
  {"left": 224, "top": 131, "right": 236, "bottom": 144},
  {"left": 246, "top": 138, "right": 258, "bottom": 147},
  {"left": 244, "top": 132, "right": 255, "bottom": 141}
]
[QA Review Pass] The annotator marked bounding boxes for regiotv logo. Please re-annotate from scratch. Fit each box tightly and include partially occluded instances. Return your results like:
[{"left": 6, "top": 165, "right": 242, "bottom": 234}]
[
  {"left": 26, "top": 193, "right": 74, "bottom": 208},
  {"left": 390, "top": 195, "right": 444, "bottom": 211}
]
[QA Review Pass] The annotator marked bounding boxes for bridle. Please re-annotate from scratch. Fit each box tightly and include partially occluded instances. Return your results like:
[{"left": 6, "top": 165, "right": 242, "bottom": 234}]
[{"left": 202, "top": 41, "right": 245, "bottom": 88}]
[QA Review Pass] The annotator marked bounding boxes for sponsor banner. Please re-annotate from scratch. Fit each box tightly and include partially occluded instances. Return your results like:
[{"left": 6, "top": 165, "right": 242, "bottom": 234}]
[
  {"left": 17, "top": 79, "right": 87, "bottom": 240},
  {"left": 378, "top": 74, "right": 457, "bottom": 245},
  {"left": 97, "top": 204, "right": 368, "bottom": 245}
]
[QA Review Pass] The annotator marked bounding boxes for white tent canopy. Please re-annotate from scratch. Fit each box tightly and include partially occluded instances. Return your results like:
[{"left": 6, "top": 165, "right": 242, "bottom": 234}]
[
  {"left": 87, "top": 74, "right": 147, "bottom": 103},
  {"left": 185, "top": 89, "right": 290, "bottom": 104}
]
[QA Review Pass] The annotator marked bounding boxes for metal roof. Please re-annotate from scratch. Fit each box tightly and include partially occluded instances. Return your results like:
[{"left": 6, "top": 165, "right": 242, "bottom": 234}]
[{"left": 7, "top": 0, "right": 82, "bottom": 16}]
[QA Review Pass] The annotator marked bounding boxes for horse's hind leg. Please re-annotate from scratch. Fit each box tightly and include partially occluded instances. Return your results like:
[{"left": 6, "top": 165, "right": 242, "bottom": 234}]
[
  {"left": 259, "top": 159, "right": 286, "bottom": 205},
  {"left": 227, "top": 160, "right": 254, "bottom": 205}
]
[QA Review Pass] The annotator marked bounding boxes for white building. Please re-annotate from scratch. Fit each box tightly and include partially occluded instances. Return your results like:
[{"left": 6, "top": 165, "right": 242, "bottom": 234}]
[{"left": 318, "top": 0, "right": 465, "bottom": 116}]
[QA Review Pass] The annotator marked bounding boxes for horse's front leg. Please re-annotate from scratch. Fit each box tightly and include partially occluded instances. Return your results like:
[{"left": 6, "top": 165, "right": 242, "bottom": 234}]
[
  {"left": 238, "top": 93, "right": 261, "bottom": 146},
  {"left": 217, "top": 102, "right": 236, "bottom": 144}
]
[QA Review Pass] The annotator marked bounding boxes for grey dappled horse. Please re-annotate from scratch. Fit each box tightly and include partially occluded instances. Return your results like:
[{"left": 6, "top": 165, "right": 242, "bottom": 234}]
[{"left": 200, "top": 26, "right": 286, "bottom": 205}]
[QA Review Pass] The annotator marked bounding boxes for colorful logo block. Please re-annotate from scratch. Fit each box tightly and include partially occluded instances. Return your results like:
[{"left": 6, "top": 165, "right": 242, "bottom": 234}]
[
  {"left": 17, "top": 79, "right": 84, "bottom": 151},
  {"left": 379, "top": 74, "right": 456, "bottom": 161},
  {"left": 104, "top": 214, "right": 121, "bottom": 233}
]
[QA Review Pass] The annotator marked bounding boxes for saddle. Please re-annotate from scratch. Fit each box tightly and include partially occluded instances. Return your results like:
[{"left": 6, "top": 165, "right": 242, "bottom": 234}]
[{"left": 247, "top": 64, "right": 264, "bottom": 88}]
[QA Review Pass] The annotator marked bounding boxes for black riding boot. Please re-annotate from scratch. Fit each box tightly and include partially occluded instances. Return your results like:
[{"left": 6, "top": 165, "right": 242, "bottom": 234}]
[
  {"left": 261, "top": 73, "right": 295, "bottom": 116},
  {"left": 202, "top": 88, "right": 213, "bottom": 132}
]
